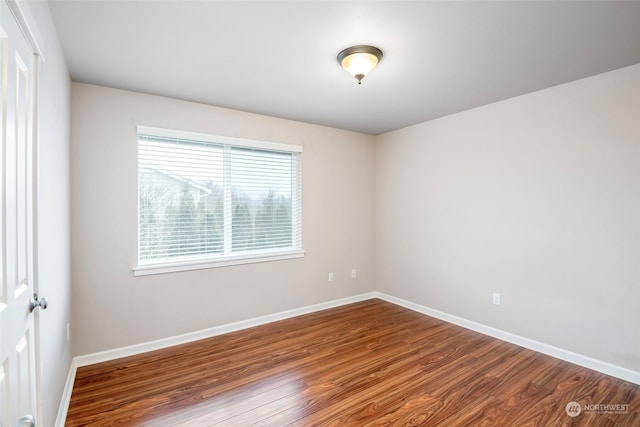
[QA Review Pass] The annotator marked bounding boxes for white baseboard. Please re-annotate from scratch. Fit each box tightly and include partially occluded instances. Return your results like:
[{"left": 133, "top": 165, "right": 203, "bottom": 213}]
[
  {"left": 374, "top": 292, "right": 640, "bottom": 385},
  {"left": 55, "top": 359, "right": 78, "bottom": 427},
  {"left": 74, "top": 292, "right": 376, "bottom": 368}
]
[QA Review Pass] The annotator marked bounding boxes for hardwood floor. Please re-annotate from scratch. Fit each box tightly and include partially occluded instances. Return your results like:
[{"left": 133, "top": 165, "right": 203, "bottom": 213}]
[{"left": 66, "top": 299, "right": 639, "bottom": 426}]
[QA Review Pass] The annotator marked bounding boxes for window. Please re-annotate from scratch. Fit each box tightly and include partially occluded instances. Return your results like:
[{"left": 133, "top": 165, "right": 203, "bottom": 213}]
[{"left": 134, "top": 126, "right": 303, "bottom": 276}]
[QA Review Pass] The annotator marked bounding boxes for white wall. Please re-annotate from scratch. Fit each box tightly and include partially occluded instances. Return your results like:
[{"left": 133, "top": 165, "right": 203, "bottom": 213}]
[
  {"left": 24, "top": 1, "right": 71, "bottom": 425},
  {"left": 376, "top": 64, "right": 640, "bottom": 373},
  {"left": 70, "top": 83, "right": 376, "bottom": 356}
]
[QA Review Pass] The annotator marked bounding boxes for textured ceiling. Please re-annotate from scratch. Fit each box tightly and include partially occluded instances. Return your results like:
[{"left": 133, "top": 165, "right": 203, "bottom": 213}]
[{"left": 48, "top": 1, "right": 640, "bottom": 135}]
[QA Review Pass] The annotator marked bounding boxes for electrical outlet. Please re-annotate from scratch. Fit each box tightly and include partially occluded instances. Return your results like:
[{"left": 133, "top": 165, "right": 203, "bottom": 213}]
[
  {"left": 328, "top": 272, "right": 334, "bottom": 283},
  {"left": 492, "top": 292, "right": 501, "bottom": 305},
  {"left": 351, "top": 269, "right": 357, "bottom": 279}
]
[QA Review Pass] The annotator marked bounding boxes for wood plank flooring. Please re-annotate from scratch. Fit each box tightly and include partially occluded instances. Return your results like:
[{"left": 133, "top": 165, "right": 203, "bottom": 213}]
[{"left": 66, "top": 299, "right": 640, "bottom": 426}]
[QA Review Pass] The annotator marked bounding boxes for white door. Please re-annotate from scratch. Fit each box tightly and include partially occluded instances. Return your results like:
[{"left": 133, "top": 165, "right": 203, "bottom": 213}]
[{"left": 0, "top": 1, "right": 39, "bottom": 426}]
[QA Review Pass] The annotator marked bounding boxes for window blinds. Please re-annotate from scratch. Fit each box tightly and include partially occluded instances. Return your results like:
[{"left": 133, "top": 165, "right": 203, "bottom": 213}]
[{"left": 137, "top": 127, "right": 302, "bottom": 265}]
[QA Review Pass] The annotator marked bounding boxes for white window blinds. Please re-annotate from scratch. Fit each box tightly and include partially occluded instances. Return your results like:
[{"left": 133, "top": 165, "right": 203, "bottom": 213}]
[{"left": 137, "top": 126, "right": 302, "bottom": 268}]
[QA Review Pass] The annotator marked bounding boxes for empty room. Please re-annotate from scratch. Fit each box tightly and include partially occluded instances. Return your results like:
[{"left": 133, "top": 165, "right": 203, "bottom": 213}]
[{"left": 1, "top": 1, "right": 639, "bottom": 426}]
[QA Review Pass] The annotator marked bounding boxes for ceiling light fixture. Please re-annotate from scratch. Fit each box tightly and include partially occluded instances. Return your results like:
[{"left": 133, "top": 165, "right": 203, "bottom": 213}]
[{"left": 337, "top": 45, "right": 383, "bottom": 85}]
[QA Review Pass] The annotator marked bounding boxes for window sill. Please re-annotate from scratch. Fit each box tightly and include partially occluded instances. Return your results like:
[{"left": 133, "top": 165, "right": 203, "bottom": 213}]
[{"left": 132, "top": 250, "right": 305, "bottom": 277}]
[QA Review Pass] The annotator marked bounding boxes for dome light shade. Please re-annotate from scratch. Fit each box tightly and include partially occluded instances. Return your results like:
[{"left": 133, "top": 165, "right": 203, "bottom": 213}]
[{"left": 337, "top": 45, "right": 383, "bottom": 84}]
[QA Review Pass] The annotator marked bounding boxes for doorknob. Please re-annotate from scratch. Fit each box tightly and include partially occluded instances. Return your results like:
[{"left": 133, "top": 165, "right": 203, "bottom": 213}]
[
  {"left": 29, "top": 294, "right": 48, "bottom": 313},
  {"left": 16, "top": 414, "right": 35, "bottom": 427}
]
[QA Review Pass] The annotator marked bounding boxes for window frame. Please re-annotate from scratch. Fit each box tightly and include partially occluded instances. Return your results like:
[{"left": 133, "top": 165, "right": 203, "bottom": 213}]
[{"left": 133, "top": 126, "right": 304, "bottom": 276}]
